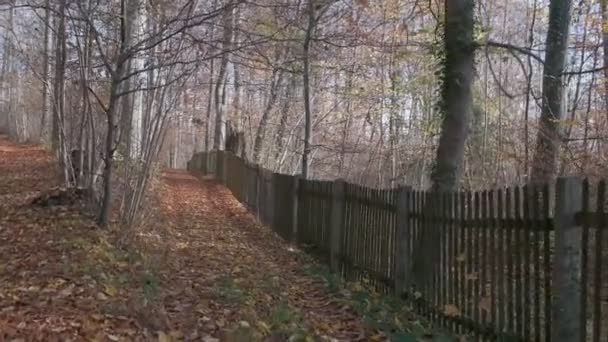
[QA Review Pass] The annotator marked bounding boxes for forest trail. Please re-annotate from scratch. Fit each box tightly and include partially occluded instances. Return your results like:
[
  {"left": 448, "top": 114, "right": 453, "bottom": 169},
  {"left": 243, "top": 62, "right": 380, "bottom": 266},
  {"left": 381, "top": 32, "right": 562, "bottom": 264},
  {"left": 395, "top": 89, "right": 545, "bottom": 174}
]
[{"left": 0, "top": 135, "right": 415, "bottom": 341}]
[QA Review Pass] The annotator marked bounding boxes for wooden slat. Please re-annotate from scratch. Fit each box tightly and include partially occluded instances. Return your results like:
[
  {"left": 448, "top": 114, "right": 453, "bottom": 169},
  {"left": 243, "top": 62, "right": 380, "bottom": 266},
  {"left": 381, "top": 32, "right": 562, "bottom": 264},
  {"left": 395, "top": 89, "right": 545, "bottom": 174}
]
[
  {"left": 390, "top": 189, "right": 398, "bottom": 293},
  {"left": 431, "top": 193, "right": 438, "bottom": 324},
  {"left": 466, "top": 191, "right": 473, "bottom": 327},
  {"left": 505, "top": 187, "right": 514, "bottom": 334},
  {"left": 480, "top": 190, "right": 488, "bottom": 329},
  {"left": 371, "top": 188, "right": 379, "bottom": 290},
  {"left": 580, "top": 179, "right": 589, "bottom": 342},
  {"left": 352, "top": 184, "right": 361, "bottom": 282},
  {"left": 496, "top": 189, "right": 505, "bottom": 334},
  {"left": 514, "top": 186, "right": 523, "bottom": 337},
  {"left": 523, "top": 185, "right": 531, "bottom": 341},
  {"left": 361, "top": 186, "right": 369, "bottom": 283},
  {"left": 542, "top": 184, "right": 551, "bottom": 342},
  {"left": 459, "top": 191, "right": 466, "bottom": 333},
  {"left": 364, "top": 186, "right": 372, "bottom": 284},
  {"left": 488, "top": 190, "right": 497, "bottom": 334},
  {"left": 531, "top": 185, "right": 542, "bottom": 342},
  {"left": 473, "top": 191, "right": 480, "bottom": 330},
  {"left": 380, "top": 189, "right": 389, "bottom": 293},
  {"left": 592, "top": 180, "right": 605, "bottom": 342},
  {"left": 448, "top": 192, "right": 457, "bottom": 331},
  {"left": 441, "top": 192, "right": 450, "bottom": 328},
  {"left": 420, "top": 192, "right": 432, "bottom": 319},
  {"left": 417, "top": 190, "right": 424, "bottom": 314}
]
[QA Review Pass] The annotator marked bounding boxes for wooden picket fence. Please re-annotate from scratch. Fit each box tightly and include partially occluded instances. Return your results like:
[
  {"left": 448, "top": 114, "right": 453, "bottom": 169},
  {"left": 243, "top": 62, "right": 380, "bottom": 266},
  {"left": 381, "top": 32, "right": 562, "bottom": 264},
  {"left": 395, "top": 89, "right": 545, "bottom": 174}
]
[{"left": 187, "top": 151, "right": 608, "bottom": 341}]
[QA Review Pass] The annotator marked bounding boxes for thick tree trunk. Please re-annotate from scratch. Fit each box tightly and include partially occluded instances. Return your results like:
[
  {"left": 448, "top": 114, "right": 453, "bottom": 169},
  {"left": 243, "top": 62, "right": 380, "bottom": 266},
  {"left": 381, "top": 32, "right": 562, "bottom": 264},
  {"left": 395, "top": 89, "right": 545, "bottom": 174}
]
[
  {"left": 410, "top": 0, "right": 475, "bottom": 291},
  {"left": 120, "top": 0, "right": 145, "bottom": 159},
  {"left": 429, "top": 0, "right": 475, "bottom": 192},
  {"left": 530, "top": 0, "right": 572, "bottom": 182}
]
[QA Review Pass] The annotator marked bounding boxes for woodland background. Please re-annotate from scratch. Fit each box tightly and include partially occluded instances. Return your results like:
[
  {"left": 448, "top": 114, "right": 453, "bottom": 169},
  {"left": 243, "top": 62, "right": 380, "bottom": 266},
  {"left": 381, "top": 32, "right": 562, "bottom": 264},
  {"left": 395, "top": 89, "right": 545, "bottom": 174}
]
[{"left": 0, "top": 0, "right": 606, "bottom": 225}]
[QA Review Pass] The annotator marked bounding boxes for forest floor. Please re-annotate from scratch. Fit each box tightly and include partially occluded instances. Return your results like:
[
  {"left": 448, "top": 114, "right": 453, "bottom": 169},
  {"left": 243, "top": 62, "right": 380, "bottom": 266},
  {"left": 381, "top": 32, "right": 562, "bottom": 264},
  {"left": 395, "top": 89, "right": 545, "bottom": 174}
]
[{"left": 0, "top": 135, "right": 451, "bottom": 341}]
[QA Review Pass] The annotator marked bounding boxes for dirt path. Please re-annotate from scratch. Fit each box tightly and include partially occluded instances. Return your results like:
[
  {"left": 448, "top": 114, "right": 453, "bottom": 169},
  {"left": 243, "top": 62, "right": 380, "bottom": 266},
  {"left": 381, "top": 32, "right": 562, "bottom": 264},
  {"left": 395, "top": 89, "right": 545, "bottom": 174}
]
[
  {"left": 0, "top": 135, "right": 383, "bottom": 341},
  {"left": 150, "top": 170, "right": 374, "bottom": 340}
]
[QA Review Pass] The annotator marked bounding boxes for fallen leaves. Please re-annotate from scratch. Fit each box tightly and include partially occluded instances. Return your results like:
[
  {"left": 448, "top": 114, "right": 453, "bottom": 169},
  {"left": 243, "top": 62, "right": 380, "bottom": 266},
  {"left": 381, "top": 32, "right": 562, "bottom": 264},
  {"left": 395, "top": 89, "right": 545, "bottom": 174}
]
[
  {"left": 0, "top": 136, "right": 405, "bottom": 341},
  {"left": 158, "top": 330, "right": 184, "bottom": 342},
  {"left": 443, "top": 304, "right": 461, "bottom": 317},
  {"left": 103, "top": 284, "right": 118, "bottom": 297}
]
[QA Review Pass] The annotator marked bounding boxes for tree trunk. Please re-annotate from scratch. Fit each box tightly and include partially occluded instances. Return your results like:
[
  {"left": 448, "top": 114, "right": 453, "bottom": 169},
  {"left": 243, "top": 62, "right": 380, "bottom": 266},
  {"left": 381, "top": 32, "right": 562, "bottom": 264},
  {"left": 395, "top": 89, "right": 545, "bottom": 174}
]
[
  {"left": 99, "top": 92, "right": 117, "bottom": 227},
  {"left": 602, "top": 0, "right": 608, "bottom": 119},
  {"left": 411, "top": 0, "right": 475, "bottom": 290},
  {"left": 253, "top": 69, "right": 284, "bottom": 164},
  {"left": 130, "top": 1, "right": 146, "bottom": 159},
  {"left": 53, "top": 0, "right": 70, "bottom": 185},
  {"left": 232, "top": 6, "right": 242, "bottom": 131},
  {"left": 530, "top": 0, "right": 573, "bottom": 182},
  {"left": 40, "top": 0, "right": 53, "bottom": 144},
  {"left": 205, "top": 60, "right": 215, "bottom": 152},
  {"left": 274, "top": 74, "right": 295, "bottom": 172},
  {"left": 120, "top": 0, "right": 145, "bottom": 159},
  {"left": 213, "top": 4, "right": 234, "bottom": 151},
  {"left": 1, "top": 2, "right": 15, "bottom": 136},
  {"left": 301, "top": 0, "right": 315, "bottom": 178},
  {"left": 429, "top": 0, "right": 475, "bottom": 192}
]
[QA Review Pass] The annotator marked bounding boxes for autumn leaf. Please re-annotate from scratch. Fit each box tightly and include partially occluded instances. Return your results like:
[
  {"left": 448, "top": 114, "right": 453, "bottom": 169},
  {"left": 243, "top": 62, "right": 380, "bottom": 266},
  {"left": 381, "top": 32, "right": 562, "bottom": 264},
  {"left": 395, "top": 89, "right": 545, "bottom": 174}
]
[
  {"left": 443, "top": 304, "right": 461, "bottom": 317},
  {"left": 103, "top": 284, "right": 117, "bottom": 297},
  {"left": 107, "top": 334, "right": 120, "bottom": 342},
  {"left": 59, "top": 284, "right": 75, "bottom": 297},
  {"left": 158, "top": 331, "right": 174, "bottom": 342},
  {"left": 355, "top": 0, "right": 370, "bottom": 8},
  {"left": 256, "top": 321, "right": 271, "bottom": 336},
  {"left": 479, "top": 297, "right": 491, "bottom": 313}
]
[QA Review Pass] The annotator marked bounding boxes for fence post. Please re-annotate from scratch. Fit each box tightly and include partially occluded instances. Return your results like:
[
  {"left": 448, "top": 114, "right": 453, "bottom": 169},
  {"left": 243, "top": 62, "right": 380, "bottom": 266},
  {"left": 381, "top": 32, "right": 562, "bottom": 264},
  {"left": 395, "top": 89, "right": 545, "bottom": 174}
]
[
  {"left": 552, "top": 177, "right": 583, "bottom": 342},
  {"left": 330, "top": 179, "right": 346, "bottom": 273},
  {"left": 291, "top": 175, "right": 301, "bottom": 245},
  {"left": 204, "top": 152, "right": 210, "bottom": 175},
  {"left": 266, "top": 170, "right": 275, "bottom": 227},
  {"left": 222, "top": 151, "right": 228, "bottom": 184},
  {"left": 215, "top": 151, "right": 224, "bottom": 184},
  {"left": 394, "top": 186, "right": 412, "bottom": 296},
  {"left": 255, "top": 165, "right": 261, "bottom": 219}
]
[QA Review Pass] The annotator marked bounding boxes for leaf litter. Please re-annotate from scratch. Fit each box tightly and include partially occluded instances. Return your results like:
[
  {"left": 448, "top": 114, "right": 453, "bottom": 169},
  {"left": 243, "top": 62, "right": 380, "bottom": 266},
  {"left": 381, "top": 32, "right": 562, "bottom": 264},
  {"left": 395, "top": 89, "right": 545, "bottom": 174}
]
[{"left": 0, "top": 135, "right": 450, "bottom": 341}]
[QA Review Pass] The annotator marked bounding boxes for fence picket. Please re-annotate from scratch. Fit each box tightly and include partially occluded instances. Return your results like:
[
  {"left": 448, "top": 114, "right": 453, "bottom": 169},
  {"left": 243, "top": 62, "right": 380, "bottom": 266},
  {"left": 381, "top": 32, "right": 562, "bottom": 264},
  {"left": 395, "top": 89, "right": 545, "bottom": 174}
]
[
  {"left": 531, "top": 185, "right": 541, "bottom": 342},
  {"left": 542, "top": 184, "right": 551, "bottom": 342},
  {"left": 514, "top": 186, "right": 523, "bottom": 336},
  {"left": 581, "top": 180, "right": 589, "bottom": 342},
  {"left": 496, "top": 188, "right": 505, "bottom": 334},
  {"left": 488, "top": 190, "right": 496, "bottom": 334},
  {"left": 593, "top": 181, "right": 605, "bottom": 342},
  {"left": 523, "top": 185, "right": 532, "bottom": 341}
]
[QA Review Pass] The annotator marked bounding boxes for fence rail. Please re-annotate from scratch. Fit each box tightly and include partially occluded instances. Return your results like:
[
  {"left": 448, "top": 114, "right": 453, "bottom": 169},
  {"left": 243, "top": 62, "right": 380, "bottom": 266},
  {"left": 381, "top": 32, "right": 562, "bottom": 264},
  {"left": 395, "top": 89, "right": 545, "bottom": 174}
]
[{"left": 187, "top": 151, "right": 608, "bottom": 341}]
